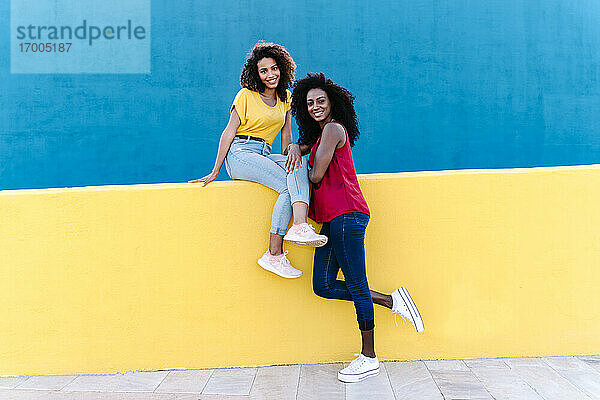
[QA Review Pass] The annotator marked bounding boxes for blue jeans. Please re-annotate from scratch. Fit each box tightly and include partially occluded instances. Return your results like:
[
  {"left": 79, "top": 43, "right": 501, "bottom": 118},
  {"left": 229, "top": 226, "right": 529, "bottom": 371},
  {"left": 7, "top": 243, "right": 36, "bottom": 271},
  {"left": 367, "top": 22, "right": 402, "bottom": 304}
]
[
  {"left": 312, "top": 212, "right": 375, "bottom": 331},
  {"left": 225, "top": 137, "right": 310, "bottom": 235}
]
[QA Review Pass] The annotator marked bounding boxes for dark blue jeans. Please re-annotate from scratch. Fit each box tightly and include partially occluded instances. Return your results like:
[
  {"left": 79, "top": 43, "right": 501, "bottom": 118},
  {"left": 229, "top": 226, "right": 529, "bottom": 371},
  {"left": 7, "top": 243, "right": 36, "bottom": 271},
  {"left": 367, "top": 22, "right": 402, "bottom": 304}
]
[{"left": 312, "top": 212, "right": 375, "bottom": 331}]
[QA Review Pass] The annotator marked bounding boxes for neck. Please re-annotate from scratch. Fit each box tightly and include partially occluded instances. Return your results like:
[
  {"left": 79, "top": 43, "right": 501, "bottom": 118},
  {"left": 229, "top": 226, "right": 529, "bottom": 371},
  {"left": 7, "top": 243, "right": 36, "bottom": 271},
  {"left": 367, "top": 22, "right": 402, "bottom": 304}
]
[
  {"left": 262, "top": 87, "right": 276, "bottom": 98},
  {"left": 319, "top": 115, "right": 334, "bottom": 130}
]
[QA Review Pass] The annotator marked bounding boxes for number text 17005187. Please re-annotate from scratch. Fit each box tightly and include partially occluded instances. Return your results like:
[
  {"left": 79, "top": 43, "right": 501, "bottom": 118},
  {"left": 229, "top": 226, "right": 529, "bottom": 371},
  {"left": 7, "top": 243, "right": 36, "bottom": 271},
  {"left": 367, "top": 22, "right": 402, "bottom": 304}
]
[{"left": 19, "top": 43, "right": 72, "bottom": 53}]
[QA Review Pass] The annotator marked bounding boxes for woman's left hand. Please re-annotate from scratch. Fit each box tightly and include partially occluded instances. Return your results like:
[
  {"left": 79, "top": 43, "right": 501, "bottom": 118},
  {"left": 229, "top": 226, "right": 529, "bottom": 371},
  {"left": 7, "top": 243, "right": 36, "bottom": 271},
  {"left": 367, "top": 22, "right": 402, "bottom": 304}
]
[{"left": 285, "top": 144, "right": 302, "bottom": 173}]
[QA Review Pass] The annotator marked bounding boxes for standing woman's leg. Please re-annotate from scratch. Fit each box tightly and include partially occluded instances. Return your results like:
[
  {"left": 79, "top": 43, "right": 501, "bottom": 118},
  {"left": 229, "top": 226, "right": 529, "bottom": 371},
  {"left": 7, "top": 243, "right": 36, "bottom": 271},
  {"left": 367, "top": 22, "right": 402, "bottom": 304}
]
[
  {"left": 312, "top": 213, "right": 376, "bottom": 354},
  {"left": 312, "top": 215, "right": 425, "bottom": 334},
  {"left": 316, "top": 212, "right": 379, "bottom": 382},
  {"left": 312, "top": 222, "right": 353, "bottom": 301},
  {"left": 328, "top": 213, "right": 375, "bottom": 356}
]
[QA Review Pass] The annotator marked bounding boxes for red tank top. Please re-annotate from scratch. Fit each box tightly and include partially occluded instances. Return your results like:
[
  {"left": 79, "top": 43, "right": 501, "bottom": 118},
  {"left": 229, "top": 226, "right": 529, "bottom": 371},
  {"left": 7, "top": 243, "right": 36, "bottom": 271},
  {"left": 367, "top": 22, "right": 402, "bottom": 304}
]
[{"left": 308, "top": 123, "right": 370, "bottom": 223}]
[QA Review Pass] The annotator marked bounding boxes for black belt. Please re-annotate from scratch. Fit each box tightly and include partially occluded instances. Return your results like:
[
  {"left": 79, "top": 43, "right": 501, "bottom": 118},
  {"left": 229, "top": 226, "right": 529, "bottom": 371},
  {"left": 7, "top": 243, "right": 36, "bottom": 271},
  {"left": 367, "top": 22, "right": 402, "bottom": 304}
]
[{"left": 235, "top": 135, "right": 265, "bottom": 143}]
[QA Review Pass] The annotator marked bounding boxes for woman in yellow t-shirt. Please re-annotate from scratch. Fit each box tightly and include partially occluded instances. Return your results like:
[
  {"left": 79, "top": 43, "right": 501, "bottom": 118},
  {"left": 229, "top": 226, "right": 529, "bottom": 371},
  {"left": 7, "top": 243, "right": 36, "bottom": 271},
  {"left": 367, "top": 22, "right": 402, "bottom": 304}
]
[{"left": 189, "top": 42, "right": 327, "bottom": 278}]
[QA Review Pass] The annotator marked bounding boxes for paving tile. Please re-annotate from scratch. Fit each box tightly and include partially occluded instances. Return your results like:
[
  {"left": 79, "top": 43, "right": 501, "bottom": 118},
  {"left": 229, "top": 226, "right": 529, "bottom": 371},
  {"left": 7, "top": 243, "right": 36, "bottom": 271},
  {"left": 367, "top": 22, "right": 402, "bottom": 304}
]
[
  {"left": 429, "top": 370, "right": 493, "bottom": 399},
  {"left": 15, "top": 375, "right": 77, "bottom": 391},
  {"left": 424, "top": 359, "right": 470, "bottom": 371},
  {"left": 155, "top": 369, "right": 213, "bottom": 393},
  {"left": 202, "top": 367, "right": 256, "bottom": 396},
  {"left": 463, "top": 358, "right": 510, "bottom": 369},
  {"left": 544, "top": 356, "right": 593, "bottom": 371},
  {"left": 0, "top": 390, "right": 72, "bottom": 400},
  {"left": 345, "top": 363, "right": 394, "bottom": 400},
  {"left": 504, "top": 357, "right": 545, "bottom": 367},
  {"left": 578, "top": 355, "right": 600, "bottom": 363},
  {"left": 0, "top": 376, "right": 30, "bottom": 389},
  {"left": 384, "top": 361, "right": 443, "bottom": 400},
  {"left": 249, "top": 365, "right": 299, "bottom": 400},
  {"left": 580, "top": 356, "right": 600, "bottom": 374},
  {"left": 63, "top": 371, "right": 169, "bottom": 392},
  {"left": 296, "top": 363, "right": 344, "bottom": 400},
  {"left": 2, "top": 357, "right": 599, "bottom": 399},
  {"left": 0, "top": 390, "right": 196, "bottom": 400},
  {"left": 84, "top": 393, "right": 195, "bottom": 399},
  {"left": 510, "top": 364, "right": 590, "bottom": 400},
  {"left": 555, "top": 369, "right": 600, "bottom": 399},
  {"left": 543, "top": 358, "right": 600, "bottom": 399},
  {"left": 470, "top": 366, "right": 543, "bottom": 399}
]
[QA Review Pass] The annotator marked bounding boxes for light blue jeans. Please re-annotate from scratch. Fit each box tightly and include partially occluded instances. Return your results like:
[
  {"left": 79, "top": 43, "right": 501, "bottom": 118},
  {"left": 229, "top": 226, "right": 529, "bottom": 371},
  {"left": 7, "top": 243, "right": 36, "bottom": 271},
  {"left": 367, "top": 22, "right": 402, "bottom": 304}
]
[{"left": 225, "top": 137, "right": 310, "bottom": 235}]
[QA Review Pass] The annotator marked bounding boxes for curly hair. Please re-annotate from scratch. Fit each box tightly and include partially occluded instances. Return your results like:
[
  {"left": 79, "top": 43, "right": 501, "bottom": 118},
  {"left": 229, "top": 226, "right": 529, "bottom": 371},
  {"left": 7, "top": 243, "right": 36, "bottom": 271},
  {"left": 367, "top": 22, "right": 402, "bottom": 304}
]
[
  {"left": 240, "top": 42, "right": 296, "bottom": 103},
  {"left": 291, "top": 73, "right": 360, "bottom": 147}
]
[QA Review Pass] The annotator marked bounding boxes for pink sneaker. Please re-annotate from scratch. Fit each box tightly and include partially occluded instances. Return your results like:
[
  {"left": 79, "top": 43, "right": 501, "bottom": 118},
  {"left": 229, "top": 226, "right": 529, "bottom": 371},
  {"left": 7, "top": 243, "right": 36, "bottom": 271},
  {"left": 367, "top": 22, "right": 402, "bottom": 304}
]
[
  {"left": 283, "top": 223, "right": 328, "bottom": 247},
  {"left": 257, "top": 250, "right": 302, "bottom": 279}
]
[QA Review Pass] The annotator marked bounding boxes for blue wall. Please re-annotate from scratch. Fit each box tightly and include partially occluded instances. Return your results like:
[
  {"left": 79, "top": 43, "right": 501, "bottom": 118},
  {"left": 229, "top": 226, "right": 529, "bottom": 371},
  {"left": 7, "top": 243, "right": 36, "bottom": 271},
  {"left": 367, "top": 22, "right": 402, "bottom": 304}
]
[{"left": 2, "top": 0, "right": 600, "bottom": 190}]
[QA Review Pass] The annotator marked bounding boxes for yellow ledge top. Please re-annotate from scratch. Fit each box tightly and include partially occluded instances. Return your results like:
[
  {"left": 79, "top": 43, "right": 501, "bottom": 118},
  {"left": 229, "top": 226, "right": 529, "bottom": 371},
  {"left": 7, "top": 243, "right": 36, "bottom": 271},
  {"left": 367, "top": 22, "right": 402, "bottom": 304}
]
[{"left": 2, "top": 163, "right": 599, "bottom": 196}]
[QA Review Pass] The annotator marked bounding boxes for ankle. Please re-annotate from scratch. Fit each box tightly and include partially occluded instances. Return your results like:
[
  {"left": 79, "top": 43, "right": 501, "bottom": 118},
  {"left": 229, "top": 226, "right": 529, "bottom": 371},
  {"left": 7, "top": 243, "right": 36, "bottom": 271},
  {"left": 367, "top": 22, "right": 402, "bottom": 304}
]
[
  {"left": 385, "top": 295, "right": 393, "bottom": 309},
  {"left": 362, "top": 351, "right": 377, "bottom": 358}
]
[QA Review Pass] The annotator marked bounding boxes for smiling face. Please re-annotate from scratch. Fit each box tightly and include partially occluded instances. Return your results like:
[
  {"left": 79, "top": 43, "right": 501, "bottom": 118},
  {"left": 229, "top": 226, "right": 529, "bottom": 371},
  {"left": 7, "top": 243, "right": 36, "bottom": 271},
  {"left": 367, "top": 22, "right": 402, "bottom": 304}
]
[
  {"left": 257, "top": 57, "right": 280, "bottom": 90},
  {"left": 306, "top": 88, "right": 332, "bottom": 124}
]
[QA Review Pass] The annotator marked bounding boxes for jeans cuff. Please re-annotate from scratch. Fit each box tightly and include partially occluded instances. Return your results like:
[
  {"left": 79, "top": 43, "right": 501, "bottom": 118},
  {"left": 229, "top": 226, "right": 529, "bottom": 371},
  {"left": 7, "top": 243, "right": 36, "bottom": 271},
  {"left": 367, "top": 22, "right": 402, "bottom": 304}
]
[
  {"left": 358, "top": 319, "right": 375, "bottom": 331},
  {"left": 270, "top": 226, "right": 288, "bottom": 235},
  {"left": 290, "top": 199, "right": 309, "bottom": 207}
]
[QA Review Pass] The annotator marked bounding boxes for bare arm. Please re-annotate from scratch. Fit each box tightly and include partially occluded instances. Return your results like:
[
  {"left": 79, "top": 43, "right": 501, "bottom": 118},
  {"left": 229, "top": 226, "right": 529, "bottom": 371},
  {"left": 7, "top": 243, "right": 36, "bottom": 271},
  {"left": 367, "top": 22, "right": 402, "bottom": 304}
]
[
  {"left": 282, "top": 110, "right": 309, "bottom": 173},
  {"left": 284, "top": 141, "right": 312, "bottom": 173},
  {"left": 294, "top": 144, "right": 312, "bottom": 156},
  {"left": 280, "top": 111, "right": 292, "bottom": 154},
  {"left": 308, "top": 123, "right": 346, "bottom": 184},
  {"left": 284, "top": 143, "right": 311, "bottom": 156},
  {"left": 300, "top": 144, "right": 311, "bottom": 155},
  {"left": 188, "top": 109, "right": 241, "bottom": 186}
]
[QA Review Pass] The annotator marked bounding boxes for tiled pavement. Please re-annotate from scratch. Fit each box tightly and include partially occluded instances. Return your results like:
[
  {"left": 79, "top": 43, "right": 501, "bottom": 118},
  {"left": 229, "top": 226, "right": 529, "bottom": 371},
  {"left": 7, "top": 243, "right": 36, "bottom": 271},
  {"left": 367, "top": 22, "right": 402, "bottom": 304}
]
[{"left": 1, "top": 355, "right": 600, "bottom": 399}]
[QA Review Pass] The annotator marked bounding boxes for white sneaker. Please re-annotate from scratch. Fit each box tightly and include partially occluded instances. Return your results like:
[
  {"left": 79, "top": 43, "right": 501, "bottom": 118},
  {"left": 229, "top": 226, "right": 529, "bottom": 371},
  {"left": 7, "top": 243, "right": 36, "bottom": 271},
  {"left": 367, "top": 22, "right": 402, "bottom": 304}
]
[
  {"left": 257, "top": 250, "right": 302, "bottom": 279},
  {"left": 283, "top": 223, "right": 328, "bottom": 247},
  {"left": 338, "top": 354, "right": 380, "bottom": 383},
  {"left": 391, "top": 287, "right": 425, "bottom": 333}
]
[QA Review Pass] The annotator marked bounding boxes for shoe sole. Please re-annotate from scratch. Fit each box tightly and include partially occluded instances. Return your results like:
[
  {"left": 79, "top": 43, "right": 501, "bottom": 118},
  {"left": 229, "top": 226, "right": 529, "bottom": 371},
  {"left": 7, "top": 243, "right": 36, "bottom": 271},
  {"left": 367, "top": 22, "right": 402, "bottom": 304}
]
[
  {"left": 399, "top": 287, "right": 425, "bottom": 333},
  {"left": 338, "top": 368, "right": 379, "bottom": 383},
  {"left": 283, "top": 234, "right": 328, "bottom": 247},
  {"left": 257, "top": 258, "right": 302, "bottom": 279}
]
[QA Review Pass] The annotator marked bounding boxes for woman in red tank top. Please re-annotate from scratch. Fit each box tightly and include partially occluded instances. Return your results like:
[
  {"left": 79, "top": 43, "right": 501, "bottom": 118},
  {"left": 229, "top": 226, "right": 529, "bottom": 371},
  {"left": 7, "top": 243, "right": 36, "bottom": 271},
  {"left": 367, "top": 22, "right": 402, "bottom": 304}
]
[{"left": 289, "top": 73, "right": 425, "bottom": 383}]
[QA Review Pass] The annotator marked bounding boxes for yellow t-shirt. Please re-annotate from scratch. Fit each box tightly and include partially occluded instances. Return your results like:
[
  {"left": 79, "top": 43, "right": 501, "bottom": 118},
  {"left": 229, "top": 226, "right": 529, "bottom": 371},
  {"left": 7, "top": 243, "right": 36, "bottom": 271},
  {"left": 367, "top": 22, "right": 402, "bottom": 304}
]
[{"left": 230, "top": 88, "right": 291, "bottom": 145}]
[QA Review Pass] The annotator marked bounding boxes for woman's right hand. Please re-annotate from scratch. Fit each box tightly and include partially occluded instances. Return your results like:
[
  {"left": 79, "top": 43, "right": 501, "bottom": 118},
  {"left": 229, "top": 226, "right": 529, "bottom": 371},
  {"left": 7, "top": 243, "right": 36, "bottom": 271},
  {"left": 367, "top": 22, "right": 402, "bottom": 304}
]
[
  {"left": 188, "top": 170, "right": 218, "bottom": 186},
  {"left": 285, "top": 144, "right": 303, "bottom": 173}
]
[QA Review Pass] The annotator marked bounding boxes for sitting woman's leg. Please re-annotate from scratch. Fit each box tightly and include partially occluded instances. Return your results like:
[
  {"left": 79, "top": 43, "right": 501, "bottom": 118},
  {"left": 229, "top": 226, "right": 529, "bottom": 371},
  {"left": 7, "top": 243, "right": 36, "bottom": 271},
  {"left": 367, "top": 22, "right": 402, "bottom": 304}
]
[
  {"left": 225, "top": 144, "right": 309, "bottom": 278},
  {"left": 226, "top": 145, "right": 293, "bottom": 246},
  {"left": 267, "top": 153, "right": 309, "bottom": 220},
  {"left": 268, "top": 154, "right": 327, "bottom": 247}
]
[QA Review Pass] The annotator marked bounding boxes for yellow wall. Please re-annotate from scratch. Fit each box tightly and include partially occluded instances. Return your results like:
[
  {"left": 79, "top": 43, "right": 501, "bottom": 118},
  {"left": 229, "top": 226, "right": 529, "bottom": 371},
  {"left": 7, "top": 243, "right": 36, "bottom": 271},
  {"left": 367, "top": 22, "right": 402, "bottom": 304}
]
[{"left": 1, "top": 165, "right": 600, "bottom": 375}]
